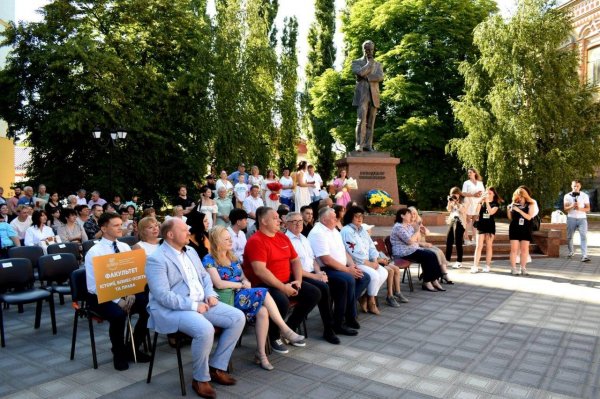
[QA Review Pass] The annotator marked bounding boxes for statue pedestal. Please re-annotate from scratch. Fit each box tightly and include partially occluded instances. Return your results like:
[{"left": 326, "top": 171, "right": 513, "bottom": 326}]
[{"left": 335, "top": 151, "right": 403, "bottom": 210}]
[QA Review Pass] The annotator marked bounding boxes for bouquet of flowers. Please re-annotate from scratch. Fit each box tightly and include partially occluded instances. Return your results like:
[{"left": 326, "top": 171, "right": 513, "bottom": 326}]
[
  {"left": 345, "top": 177, "right": 358, "bottom": 190},
  {"left": 266, "top": 181, "right": 283, "bottom": 201},
  {"left": 365, "top": 189, "right": 393, "bottom": 209}
]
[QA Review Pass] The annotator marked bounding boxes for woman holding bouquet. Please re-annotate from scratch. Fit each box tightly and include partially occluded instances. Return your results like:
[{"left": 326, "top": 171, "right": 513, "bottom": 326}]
[
  {"left": 262, "top": 169, "right": 281, "bottom": 209},
  {"left": 333, "top": 168, "right": 352, "bottom": 208}
]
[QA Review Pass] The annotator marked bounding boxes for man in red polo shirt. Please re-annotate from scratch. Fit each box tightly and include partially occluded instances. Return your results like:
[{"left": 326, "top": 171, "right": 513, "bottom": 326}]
[{"left": 243, "top": 206, "right": 321, "bottom": 354}]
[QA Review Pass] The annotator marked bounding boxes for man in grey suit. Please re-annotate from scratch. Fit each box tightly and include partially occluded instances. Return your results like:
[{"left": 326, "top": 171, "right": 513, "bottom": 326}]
[
  {"left": 146, "top": 218, "right": 245, "bottom": 399},
  {"left": 352, "top": 40, "right": 384, "bottom": 152}
]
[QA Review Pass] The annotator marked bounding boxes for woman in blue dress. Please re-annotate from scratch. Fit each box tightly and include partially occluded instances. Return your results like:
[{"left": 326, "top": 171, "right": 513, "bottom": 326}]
[{"left": 203, "top": 225, "right": 304, "bottom": 371}]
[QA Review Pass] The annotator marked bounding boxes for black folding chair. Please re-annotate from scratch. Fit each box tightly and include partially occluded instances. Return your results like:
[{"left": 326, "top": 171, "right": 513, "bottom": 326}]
[
  {"left": 38, "top": 253, "right": 79, "bottom": 305},
  {"left": 8, "top": 246, "right": 44, "bottom": 280},
  {"left": 82, "top": 239, "right": 100, "bottom": 259},
  {"left": 0, "top": 258, "right": 56, "bottom": 347},
  {"left": 117, "top": 235, "right": 139, "bottom": 247},
  {"left": 47, "top": 242, "right": 81, "bottom": 262},
  {"left": 69, "top": 268, "right": 105, "bottom": 368}
]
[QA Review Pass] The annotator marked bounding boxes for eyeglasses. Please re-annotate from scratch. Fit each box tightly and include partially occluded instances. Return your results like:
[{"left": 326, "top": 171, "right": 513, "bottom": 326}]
[{"left": 287, "top": 220, "right": 303, "bottom": 225}]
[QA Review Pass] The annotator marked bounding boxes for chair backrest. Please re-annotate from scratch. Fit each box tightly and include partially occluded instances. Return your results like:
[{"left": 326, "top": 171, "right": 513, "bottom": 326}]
[
  {"left": 384, "top": 236, "right": 393, "bottom": 258},
  {"left": 82, "top": 239, "right": 100, "bottom": 258},
  {"left": 117, "top": 235, "right": 139, "bottom": 247},
  {"left": 38, "top": 253, "right": 79, "bottom": 285},
  {"left": 47, "top": 242, "right": 80, "bottom": 259},
  {"left": 0, "top": 258, "right": 34, "bottom": 291},
  {"left": 8, "top": 246, "right": 44, "bottom": 269},
  {"left": 70, "top": 268, "right": 88, "bottom": 303}
]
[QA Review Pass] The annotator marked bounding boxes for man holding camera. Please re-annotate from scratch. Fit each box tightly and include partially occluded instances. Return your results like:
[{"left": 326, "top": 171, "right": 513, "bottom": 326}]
[{"left": 564, "top": 180, "right": 590, "bottom": 262}]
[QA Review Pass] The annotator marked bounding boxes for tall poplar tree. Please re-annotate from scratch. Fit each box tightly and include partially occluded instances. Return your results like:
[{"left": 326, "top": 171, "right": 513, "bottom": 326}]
[{"left": 304, "top": 0, "right": 336, "bottom": 180}]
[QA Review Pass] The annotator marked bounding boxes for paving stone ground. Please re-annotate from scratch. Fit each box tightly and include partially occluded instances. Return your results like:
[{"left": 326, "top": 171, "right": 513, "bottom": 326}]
[{"left": 1, "top": 231, "right": 599, "bottom": 399}]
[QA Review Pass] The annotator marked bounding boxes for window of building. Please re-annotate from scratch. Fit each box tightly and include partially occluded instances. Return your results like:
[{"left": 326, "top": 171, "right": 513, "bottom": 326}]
[{"left": 587, "top": 46, "right": 600, "bottom": 86}]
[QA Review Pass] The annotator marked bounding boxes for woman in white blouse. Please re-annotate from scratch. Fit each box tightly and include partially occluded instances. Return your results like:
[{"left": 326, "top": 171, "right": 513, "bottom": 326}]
[
  {"left": 215, "top": 170, "right": 234, "bottom": 199},
  {"left": 25, "top": 210, "right": 59, "bottom": 248},
  {"left": 197, "top": 186, "right": 218, "bottom": 229},
  {"left": 133, "top": 217, "right": 160, "bottom": 256}
]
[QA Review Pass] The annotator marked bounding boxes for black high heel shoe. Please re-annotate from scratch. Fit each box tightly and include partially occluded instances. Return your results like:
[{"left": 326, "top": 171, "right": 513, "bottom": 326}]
[
  {"left": 433, "top": 285, "right": 447, "bottom": 292},
  {"left": 440, "top": 273, "right": 454, "bottom": 285},
  {"left": 422, "top": 284, "right": 438, "bottom": 292}
]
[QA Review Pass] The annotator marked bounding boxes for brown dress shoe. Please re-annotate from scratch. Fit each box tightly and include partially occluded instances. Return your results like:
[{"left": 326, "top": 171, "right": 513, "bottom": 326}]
[
  {"left": 191, "top": 380, "right": 216, "bottom": 399},
  {"left": 209, "top": 367, "right": 236, "bottom": 385}
]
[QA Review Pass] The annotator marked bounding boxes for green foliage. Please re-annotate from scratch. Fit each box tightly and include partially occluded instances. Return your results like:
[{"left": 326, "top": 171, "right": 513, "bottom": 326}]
[
  {"left": 311, "top": 0, "right": 497, "bottom": 208},
  {"left": 277, "top": 16, "right": 300, "bottom": 171},
  {"left": 449, "top": 0, "right": 600, "bottom": 207},
  {"left": 0, "top": 0, "right": 302, "bottom": 202},
  {"left": 304, "top": 0, "right": 337, "bottom": 181},
  {"left": 0, "top": 0, "right": 212, "bottom": 201}
]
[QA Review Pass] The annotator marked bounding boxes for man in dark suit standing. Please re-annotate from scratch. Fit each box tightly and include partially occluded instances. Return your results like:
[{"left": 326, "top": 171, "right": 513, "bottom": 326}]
[{"left": 352, "top": 40, "right": 384, "bottom": 152}]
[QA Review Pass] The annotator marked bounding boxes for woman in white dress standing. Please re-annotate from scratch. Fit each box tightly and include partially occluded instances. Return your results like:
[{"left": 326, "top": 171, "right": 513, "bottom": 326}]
[
  {"left": 198, "top": 186, "right": 218, "bottom": 229},
  {"left": 248, "top": 165, "right": 265, "bottom": 198},
  {"left": 461, "top": 168, "right": 485, "bottom": 245},
  {"left": 293, "top": 160, "right": 313, "bottom": 212}
]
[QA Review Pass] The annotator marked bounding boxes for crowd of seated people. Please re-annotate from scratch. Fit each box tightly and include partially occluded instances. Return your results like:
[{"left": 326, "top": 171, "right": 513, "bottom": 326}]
[{"left": 0, "top": 167, "right": 459, "bottom": 398}]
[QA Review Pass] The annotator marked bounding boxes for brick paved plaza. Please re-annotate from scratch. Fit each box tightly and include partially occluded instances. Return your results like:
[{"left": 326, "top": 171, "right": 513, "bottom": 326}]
[{"left": 1, "top": 234, "right": 599, "bottom": 399}]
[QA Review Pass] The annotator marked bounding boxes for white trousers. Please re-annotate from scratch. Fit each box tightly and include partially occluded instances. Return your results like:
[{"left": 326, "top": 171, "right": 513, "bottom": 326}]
[{"left": 357, "top": 264, "right": 388, "bottom": 296}]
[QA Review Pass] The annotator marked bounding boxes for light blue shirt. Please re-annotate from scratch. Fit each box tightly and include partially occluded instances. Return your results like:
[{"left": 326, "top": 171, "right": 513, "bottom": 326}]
[
  {"left": 0, "top": 222, "right": 18, "bottom": 248},
  {"left": 340, "top": 223, "right": 378, "bottom": 265}
]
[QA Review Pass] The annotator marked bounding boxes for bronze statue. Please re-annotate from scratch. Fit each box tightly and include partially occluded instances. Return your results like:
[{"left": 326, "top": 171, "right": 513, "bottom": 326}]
[{"left": 351, "top": 40, "right": 384, "bottom": 152}]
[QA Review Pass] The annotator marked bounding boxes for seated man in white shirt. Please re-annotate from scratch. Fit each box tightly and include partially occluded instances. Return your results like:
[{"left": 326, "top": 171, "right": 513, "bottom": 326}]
[
  {"left": 227, "top": 208, "right": 248, "bottom": 262},
  {"left": 146, "top": 218, "right": 245, "bottom": 398},
  {"left": 308, "top": 207, "right": 370, "bottom": 332},
  {"left": 285, "top": 212, "right": 348, "bottom": 345},
  {"left": 84, "top": 212, "right": 150, "bottom": 371},
  {"left": 243, "top": 185, "right": 264, "bottom": 230}
]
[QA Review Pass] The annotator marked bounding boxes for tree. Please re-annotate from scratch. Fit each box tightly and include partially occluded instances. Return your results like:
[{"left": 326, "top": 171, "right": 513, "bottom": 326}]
[
  {"left": 276, "top": 16, "right": 300, "bottom": 171},
  {"left": 311, "top": 0, "right": 496, "bottom": 207},
  {"left": 449, "top": 0, "right": 600, "bottom": 209},
  {"left": 304, "top": 0, "right": 337, "bottom": 181},
  {"left": 0, "top": 0, "right": 212, "bottom": 201}
]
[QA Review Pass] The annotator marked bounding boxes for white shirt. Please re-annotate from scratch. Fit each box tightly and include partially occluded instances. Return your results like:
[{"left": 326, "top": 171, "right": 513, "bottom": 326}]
[
  {"left": 234, "top": 183, "right": 249, "bottom": 202},
  {"left": 227, "top": 227, "right": 247, "bottom": 262},
  {"left": 84, "top": 238, "right": 132, "bottom": 303},
  {"left": 243, "top": 195, "right": 264, "bottom": 229},
  {"left": 76, "top": 197, "right": 88, "bottom": 205},
  {"left": 462, "top": 179, "right": 485, "bottom": 216},
  {"left": 564, "top": 191, "right": 589, "bottom": 219},
  {"left": 24, "top": 225, "right": 56, "bottom": 247},
  {"left": 137, "top": 241, "right": 159, "bottom": 256},
  {"left": 307, "top": 222, "right": 347, "bottom": 267},
  {"left": 162, "top": 242, "right": 205, "bottom": 310},
  {"left": 306, "top": 172, "right": 323, "bottom": 197},
  {"left": 286, "top": 230, "right": 316, "bottom": 273},
  {"left": 279, "top": 176, "right": 294, "bottom": 198},
  {"left": 10, "top": 216, "right": 33, "bottom": 239}
]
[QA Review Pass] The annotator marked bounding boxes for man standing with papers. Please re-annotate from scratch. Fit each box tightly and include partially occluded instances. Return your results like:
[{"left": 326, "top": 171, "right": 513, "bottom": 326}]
[{"left": 84, "top": 212, "right": 150, "bottom": 371}]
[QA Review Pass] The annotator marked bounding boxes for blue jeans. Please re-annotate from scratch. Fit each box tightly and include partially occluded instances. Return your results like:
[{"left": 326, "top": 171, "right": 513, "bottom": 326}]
[{"left": 567, "top": 217, "right": 588, "bottom": 257}]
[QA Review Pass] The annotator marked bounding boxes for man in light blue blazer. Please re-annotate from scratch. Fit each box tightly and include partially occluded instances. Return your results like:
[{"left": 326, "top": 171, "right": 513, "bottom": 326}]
[{"left": 146, "top": 218, "right": 245, "bottom": 399}]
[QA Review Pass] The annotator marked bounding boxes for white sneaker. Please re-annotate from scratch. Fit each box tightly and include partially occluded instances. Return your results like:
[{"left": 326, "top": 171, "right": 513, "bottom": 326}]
[
  {"left": 482, "top": 265, "right": 490, "bottom": 273},
  {"left": 470, "top": 266, "right": 478, "bottom": 274},
  {"left": 452, "top": 262, "right": 462, "bottom": 269}
]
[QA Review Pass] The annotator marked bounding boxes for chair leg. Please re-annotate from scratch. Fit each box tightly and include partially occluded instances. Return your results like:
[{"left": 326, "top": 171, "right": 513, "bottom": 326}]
[
  {"left": 176, "top": 336, "right": 186, "bottom": 396},
  {"left": 406, "top": 268, "right": 414, "bottom": 292},
  {"left": 0, "top": 304, "right": 4, "bottom": 347},
  {"left": 59, "top": 293, "right": 65, "bottom": 306},
  {"left": 48, "top": 295, "right": 57, "bottom": 335},
  {"left": 146, "top": 332, "right": 159, "bottom": 384},
  {"left": 70, "top": 312, "right": 79, "bottom": 360},
  {"left": 88, "top": 317, "right": 98, "bottom": 369},
  {"left": 34, "top": 300, "right": 42, "bottom": 329},
  {"left": 18, "top": 304, "right": 24, "bottom": 313}
]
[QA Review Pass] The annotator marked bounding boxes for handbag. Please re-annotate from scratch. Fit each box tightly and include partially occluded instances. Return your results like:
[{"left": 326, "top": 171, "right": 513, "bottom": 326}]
[
  {"left": 215, "top": 288, "right": 235, "bottom": 306},
  {"left": 551, "top": 210, "right": 567, "bottom": 224},
  {"left": 531, "top": 214, "right": 541, "bottom": 231}
]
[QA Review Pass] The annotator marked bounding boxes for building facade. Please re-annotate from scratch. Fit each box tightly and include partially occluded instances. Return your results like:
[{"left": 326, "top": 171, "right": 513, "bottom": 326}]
[
  {"left": 0, "top": 0, "right": 16, "bottom": 195},
  {"left": 562, "top": 0, "right": 600, "bottom": 85}
]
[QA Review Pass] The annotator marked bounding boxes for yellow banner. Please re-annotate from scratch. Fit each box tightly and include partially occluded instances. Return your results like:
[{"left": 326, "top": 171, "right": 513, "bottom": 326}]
[{"left": 92, "top": 249, "right": 147, "bottom": 303}]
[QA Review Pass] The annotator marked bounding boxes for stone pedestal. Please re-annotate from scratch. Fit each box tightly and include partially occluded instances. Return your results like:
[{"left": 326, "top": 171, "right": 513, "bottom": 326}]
[{"left": 335, "top": 151, "right": 402, "bottom": 209}]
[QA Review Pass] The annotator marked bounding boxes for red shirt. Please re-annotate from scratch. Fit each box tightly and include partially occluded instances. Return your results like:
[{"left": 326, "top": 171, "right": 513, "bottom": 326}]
[{"left": 243, "top": 230, "right": 298, "bottom": 286}]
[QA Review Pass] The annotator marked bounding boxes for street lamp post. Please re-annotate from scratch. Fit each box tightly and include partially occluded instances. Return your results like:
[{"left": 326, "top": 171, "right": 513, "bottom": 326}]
[{"left": 92, "top": 127, "right": 128, "bottom": 197}]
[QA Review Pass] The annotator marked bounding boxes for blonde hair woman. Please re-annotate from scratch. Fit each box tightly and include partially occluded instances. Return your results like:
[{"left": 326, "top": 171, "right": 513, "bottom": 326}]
[
  {"left": 508, "top": 188, "right": 535, "bottom": 276},
  {"left": 203, "top": 226, "right": 304, "bottom": 371},
  {"left": 133, "top": 217, "right": 160, "bottom": 256}
]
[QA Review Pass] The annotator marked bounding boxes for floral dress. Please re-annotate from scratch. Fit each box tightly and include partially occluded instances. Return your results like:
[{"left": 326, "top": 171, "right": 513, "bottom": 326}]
[{"left": 202, "top": 254, "right": 267, "bottom": 322}]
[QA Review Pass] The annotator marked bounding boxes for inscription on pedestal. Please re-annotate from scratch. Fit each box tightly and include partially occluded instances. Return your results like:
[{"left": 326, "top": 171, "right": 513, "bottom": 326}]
[{"left": 359, "top": 171, "right": 385, "bottom": 180}]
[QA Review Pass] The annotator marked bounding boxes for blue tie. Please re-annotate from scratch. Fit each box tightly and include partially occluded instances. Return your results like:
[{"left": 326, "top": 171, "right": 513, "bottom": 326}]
[{"left": 112, "top": 241, "right": 120, "bottom": 253}]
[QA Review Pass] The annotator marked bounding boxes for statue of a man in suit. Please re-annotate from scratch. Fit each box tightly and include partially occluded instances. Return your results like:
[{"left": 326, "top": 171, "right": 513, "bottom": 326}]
[{"left": 352, "top": 40, "right": 384, "bottom": 152}]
